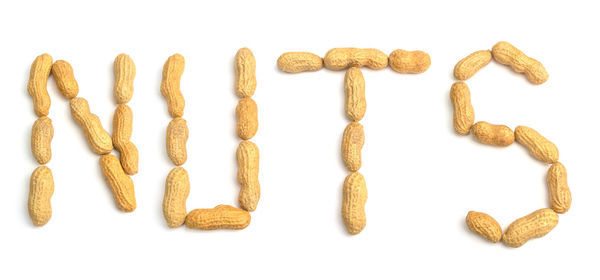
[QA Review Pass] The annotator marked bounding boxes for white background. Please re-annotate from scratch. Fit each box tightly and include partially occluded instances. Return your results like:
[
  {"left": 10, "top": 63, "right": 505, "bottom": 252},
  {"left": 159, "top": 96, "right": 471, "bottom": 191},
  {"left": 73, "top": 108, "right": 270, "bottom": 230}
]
[{"left": 1, "top": 0, "right": 598, "bottom": 279}]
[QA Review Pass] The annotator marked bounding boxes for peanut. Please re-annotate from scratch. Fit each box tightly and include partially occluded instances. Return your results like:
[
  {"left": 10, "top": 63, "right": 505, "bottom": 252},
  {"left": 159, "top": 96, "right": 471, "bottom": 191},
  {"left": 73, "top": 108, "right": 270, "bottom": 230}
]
[
  {"left": 465, "top": 211, "right": 502, "bottom": 243},
  {"left": 344, "top": 67, "right": 366, "bottom": 122},
  {"left": 161, "top": 54, "right": 185, "bottom": 118},
  {"left": 185, "top": 205, "right": 251, "bottom": 230},
  {"left": 113, "top": 53, "right": 136, "bottom": 104},
  {"left": 342, "top": 172, "right": 367, "bottom": 235},
  {"left": 502, "top": 208, "right": 558, "bottom": 248},
  {"left": 51, "top": 60, "right": 79, "bottom": 99},
  {"left": 388, "top": 49, "right": 431, "bottom": 74},
  {"left": 70, "top": 97, "right": 114, "bottom": 155},
  {"left": 342, "top": 122, "right": 364, "bottom": 172},
  {"left": 237, "top": 140, "right": 260, "bottom": 212},
  {"left": 514, "top": 125, "right": 559, "bottom": 164},
  {"left": 166, "top": 117, "right": 188, "bottom": 166},
  {"left": 113, "top": 104, "right": 138, "bottom": 175},
  {"left": 28, "top": 166, "right": 54, "bottom": 226},
  {"left": 324, "top": 48, "right": 388, "bottom": 70},
  {"left": 236, "top": 98, "right": 258, "bottom": 140},
  {"left": 547, "top": 162, "right": 572, "bottom": 214},
  {"left": 491, "top": 41, "right": 549, "bottom": 85},
  {"left": 471, "top": 121, "right": 514, "bottom": 147},
  {"left": 453, "top": 50, "right": 492, "bottom": 80},
  {"left": 99, "top": 154, "right": 136, "bottom": 212},
  {"left": 31, "top": 116, "right": 53, "bottom": 164},
  {"left": 234, "top": 48, "right": 257, "bottom": 98},
  {"left": 163, "top": 167, "right": 190, "bottom": 228},
  {"left": 27, "top": 54, "right": 53, "bottom": 117},
  {"left": 277, "top": 52, "right": 323, "bottom": 73},
  {"left": 450, "top": 82, "right": 475, "bottom": 135},
  {"left": 118, "top": 142, "right": 139, "bottom": 176}
]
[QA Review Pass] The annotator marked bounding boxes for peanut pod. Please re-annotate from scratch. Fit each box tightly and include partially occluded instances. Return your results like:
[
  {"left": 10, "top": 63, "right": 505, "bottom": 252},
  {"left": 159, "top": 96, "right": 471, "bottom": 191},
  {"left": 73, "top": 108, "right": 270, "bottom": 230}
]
[
  {"left": 70, "top": 97, "right": 114, "bottom": 155},
  {"left": 99, "top": 154, "right": 136, "bottom": 212},
  {"left": 277, "top": 52, "right": 323, "bottom": 73},
  {"left": 342, "top": 172, "right": 367, "bottom": 235},
  {"left": 324, "top": 48, "right": 388, "bottom": 70},
  {"left": 27, "top": 54, "right": 53, "bottom": 117},
  {"left": 342, "top": 122, "right": 364, "bottom": 172},
  {"left": 547, "top": 162, "right": 572, "bottom": 214},
  {"left": 31, "top": 116, "right": 53, "bottom": 164},
  {"left": 450, "top": 82, "right": 475, "bottom": 135},
  {"left": 236, "top": 97, "right": 258, "bottom": 140},
  {"left": 51, "top": 60, "right": 79, "bottom": 99},
  {"left": 113, "top": 53, "right": 136, "bottom": 104},
  {"left": 28, "top": 166, "right": 54, "bottom": 226},
  {"left": 453, "top": 50, "right": 492, "bottom": 80},
  {"left": 502, "top": 208, "right": 558, "bottom": 248},
  {"left": 388, "top": 49, "right": 431, "bottom": 74},
  {"left": 185, "top": 205, "right": 251, "bottom": 230},
  {"left": 491, "top": 41, "right": 548, "bottom": 85},
  {"left": 163, "top": 167, "right": 190, "bottom": 228},
  {"left": 235, "top": 48, "right": 257, "bottom": 98},
  {"left": 237, "top": 140, "right": 260, "bottom": 212},
  {"left": 113, "top": 104, "right": 138, "bottom": 175},
  {"left": 166, "top": 117, "right": 188, "bottom": 166},
  {"left": 514, "top": 125, "right": 559, "bottom": 164},
  {"left": 161, "top": 54, "right": 185, "bottom": 118},
  {"left": 344, "top": 67, "right": 366, "bottom": 122},
  {"left": 471, "top": 121, "right": 514, "bottom": 147},
  {"left": 466, "top": 211, "right": 502, "bottom": 243}
]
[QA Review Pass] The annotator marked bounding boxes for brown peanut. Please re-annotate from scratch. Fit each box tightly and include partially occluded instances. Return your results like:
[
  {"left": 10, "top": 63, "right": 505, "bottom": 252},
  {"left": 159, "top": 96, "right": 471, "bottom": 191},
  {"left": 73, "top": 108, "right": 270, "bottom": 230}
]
[
  {"left": 342, "top": 122, "right": 364, "bottom": 172},
  {"left": 163, "top": 167, "right": 190, "bottom": 228},
  {"left": 99, "top": 154, "right": 136, "bottom": 212},
  {"left": 342, "top": 172, "right": 367, "bottom": 235},
  {"left": 28, "top": 166, "right": 54, "bottom": 226},
  {"left": 277, "top": 52, "right": 323, "bottom": 73},
  {"left": 471, "top": 121, "right": 514, "bottom": 147},
  {"left": 514, "top": 125, "right": 559, "bottom": 164},
  {"left": 27, "top": 54, "right": 53, "bottom": 117},
  {"left": 324, "top": 48, "right": 388, "bottom": 70},
  {"left": 31, "top": 116, "right": 53, "bottom": 164},
  {"left": 161, "top": 54, "right": 185, "bottom": 118},
  {"left": 166, "top": 117, "right": 188, "bottom": 166},
  {"left": 235, "top": 48, "right": 257, "bottom": 98},
  {"left": 236, "top": 98, "right": 258, "bottom": 140},
  {"left": 453, "top": 50, "right": 492, "bottom": 80},
  {"left": 51, "top": 60, "right": 79, "bottom": 99},
  {"left": 237, "top": 140, "right": 260, "bottom": 212},
  {"left": 185, "top": 205, "right": 251, "bottom": 230},
  {"left": 492, "top": 41, "right": 548, "bottom": 85},
  {"left": 113, "top": 104, "right": 138, "bottom": 175},
  {"left": 466, "top": 211, "right": 502, "bottom": 243},
  {"left": 113, "top": 53, "right": 136, "bottom": 104},
  {"left": 450, "top": 82, "right": 475, "bottom": 135},
  {"left": 70, "top": 97, "right": 114, "bottom": 154},
  {"left": 388, "top": 49, "right": 431, "bottom": 74},
  {"left": 344, "top": 67, "right": 366, "bottom": 121},
  {"left": 502, "top": 208, "right": 558, "bottom": 248},
  {"left": 547, "top": 162, "right": 572, "bottom": 214}
]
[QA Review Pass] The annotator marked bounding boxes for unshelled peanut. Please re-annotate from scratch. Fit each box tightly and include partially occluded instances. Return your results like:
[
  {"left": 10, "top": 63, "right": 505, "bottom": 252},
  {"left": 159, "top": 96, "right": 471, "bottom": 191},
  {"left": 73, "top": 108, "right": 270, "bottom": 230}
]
[
  {"left": 113, "top": 53, "right": 136, "bottom": 104},
  {"left": 31, "top": 116, "right": 53, "bottom": 164},
  {"left": 547, "top": 162, "right": 572, "bottom": 214},
  {"left": 324, "top": 48, "right": 388, "bottom": 70},
  {"left": 514, "top": 125, "right": 559, "bottom": 164},
  {"left": 342, "top": 172, "right": 367, "bottom": 235},
  {"left": 28, "top": 166, "right": 54, "bottom": 226},
  {"left": 388, "top": 49, "right": 431, "bottom": 74},
  {"left": 277, "top": 52, "right": 323, "bottom": 73},
  {"left": 163, "top": 167, "right": 190, "bottom": 228},
  {"left": 237, "top": 140, "right": 260, "bottom": 212},
  {"left": 342, "top": 122, "right": 364, "bottom": 172},
  {"left": 27, "top": 54, "right": 53, "bottom": 117},
  {"left": 185, "top": 205, "right": 251, "bottom": 230},
  {"left": 502, "top": 208, "right": 558, "bottom": 248},
  {"left": 344, "top": 67, "right": 366, "bottom": 122},
  {"left": 51, "top": 60, "right": 79, "bottom": 99},
  {"left": 450, "top": 82, "right": 475, "bottom": 135},
  {"left": 235, "top": 48, "right": 257, "bottom": 98},
  {"left": 166, "top": 117, "right": 188, "bottom": 166},
  {"left": 471, "top": 121, "right": 514, "bottom": 147},
  {"left": 466, "top": 211, "right": 502, "bottom": 243},
  {"left": 453, "top": 50, "right": 492, "bottom": 80},
  {"left": 113, "top": 104, "right": 138, "bottom": 175},
  {"left": 70, "top": 97, "right": 114, "bottom": 155},
  {"left": 236, "top": 98, "right": 258, "bottom": 140},
  {"left": 99, "top": 154, "right": 136, "bottom": 212},
  {"left": 161, "top": 54, "right": 185, "bottom": 118},
  {"left": 491, "top": 41, "right": 548, "bottom": 85}
]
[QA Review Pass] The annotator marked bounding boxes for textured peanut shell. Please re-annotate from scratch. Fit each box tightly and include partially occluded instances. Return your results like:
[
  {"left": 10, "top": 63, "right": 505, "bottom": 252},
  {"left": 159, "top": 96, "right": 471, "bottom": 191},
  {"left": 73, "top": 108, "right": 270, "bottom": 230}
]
[
  {"left": 342, "top": 122, "right": 364, "bottom": 172},
  {"left": 51, "top": 60, "right": 79, "bottom": 99},
  {"left": 547, "top": 162, "right": 571, "bottom": 214},
  {"left": 166, "top": 118, "right": 188, "bottom": 166},
  {"left": 324, "top": 48, "right": 388, "bottom": 70},
  {"left": 99, "top": 154, "right": 136, "bottom": 212},
  {"left": 342, "top": 172, "right": 367, "bottom": 235},
  {"left": 118, "top": 142, "right": 139, "bottom": 176},
  {"left": 466, "top": 211, "right": 502, "bottom": 243},
  {"left": 27, "top": 54, "right": 53, "bottom": 117},
  {"left": 163, "top": 167, "right": 190, "bottom": 228},
  {"left": 236, "top": 98, "right": 258, "bottom": 140},
  {"left": 235, "top": 48, "right": 257, "bottom": 98},
  {"left": 113, "top": 53, "right": 136, "bottom": 104},
  {"left": 70, "top": 97, "right": 114, "bottom": 155},
  {"left": 277, "top": 52, "right": 323, "bottom": 73},
  {"left": 514, "top": 126, "right": 559, "bottom": 164},
  {"left": 388, "top": 49, "right": 431, "bottom": 74},
  {"left": 28, "top": 166, "right": 54, "bottom": 226},
  {"left": 471, "top": 121, "right": 514, "bottom": 147},
  {"left": 185, "top": 205, "right": 251, "bottom": 230},
  {"left": 31, "top": 116, "right": 53, "bottom": 164},
  {"left": 344, "top": 67, "right": 366, "bottom": 121},
  {"left": 492, "top": 41, "right": 549, "bottom": 85},
  {"left": 161, "top": 54, "right": 185, "bottom": 118},
  {"left": 453, "top": 50, "right": 492, "bottom": 80},
  {"left": 450, "top": 82, "right": 475, "bottom": 135},
  {"left": 237, "top": 140, "right": 260, "bottom": 212},
  {"left": 502, "top": 208, "right": 558, "bottom": 248},
  {"left": 113, "top": 104, "right": 138, "bottom": 174}
]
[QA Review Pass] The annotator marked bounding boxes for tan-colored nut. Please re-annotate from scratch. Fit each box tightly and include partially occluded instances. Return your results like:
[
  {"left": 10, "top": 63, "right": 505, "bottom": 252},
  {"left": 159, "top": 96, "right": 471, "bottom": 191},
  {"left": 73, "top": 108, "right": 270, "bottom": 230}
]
[
  {"left": 70, "top": 97, "right": 114, "bottom": 155},
  {"left": 466, "top": 211, "right": 502, "bottom": 243},
  {"left": 185, "top": 205, "right": 251, "bottom": 230},
  {"left": 28, "top": 166, "right": 54, "bottom": 226},
  {"left": 342, "top": 122, "right": 365, "bottom": 172},
  {"left": 237, "top": 140, "right": 260, "bottom": 212},
  {"left": 113, "top": 53, "right": 136, "bottom": 104},
  {"left": 324, "top": 48, "right": 388, "bottom": 70},
  {"left": 547, "top": 162, "right": 572, "bottom": 214},
  {"left": 236, "top": 98, "right": 258, "bottom": 140},
  {"left": 388, "top": 49, "right": 431, "bottom": 74},
  {"left": 31, "top": 116, "right": 53, "bottom": 164},
  {"left": 502, "top": 208, "right": 558, "bottom": 248},
  {"left": 161, "top": 54, "right": 185, "bottom": 118},
  {"left": 235, "top": 48, "right": 257, "bottom": 98},
  {"left": 99, "top": 154, "right": 136, "bottom": 212},
  {"left": 166, "top": 117, "right": 188, "bottom": 166},
  {"left": 453, "top": 50, "right": 492, "bottom": 80},
  {"left": 471, "top": 121, "right": 514, "bottom": 147},
  {"left": 112, "top": 104, "right": 138, "bottom": 175},
  {"left": 277, "top": 52, "right": 323, "bottom": 73},
  {"left": 450, "top": 82, "right": 475, "bottom": 135},
  {"left": 514, "top": 125, "right": 559, "bottom": 164},
  {"left": 491, "top": 41, "right": 548, "bottom": 85},
  {"left": 27, "top": 54, "right": 53, "bottom": 117},
  {"left": 342, "top": 172, "right": 367, "bottom": 235},
  {"left": 344, "top": 67, "right": 366, "bottom": 122},
  {"left": 118, "top": 141, "right": 139, "bottom": 176},
  {"left": 51, "top": 60, "right": 79, "bottom": 99},
  {"left": 163, "top": 167, "right": 190, "bottom": 228}
]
